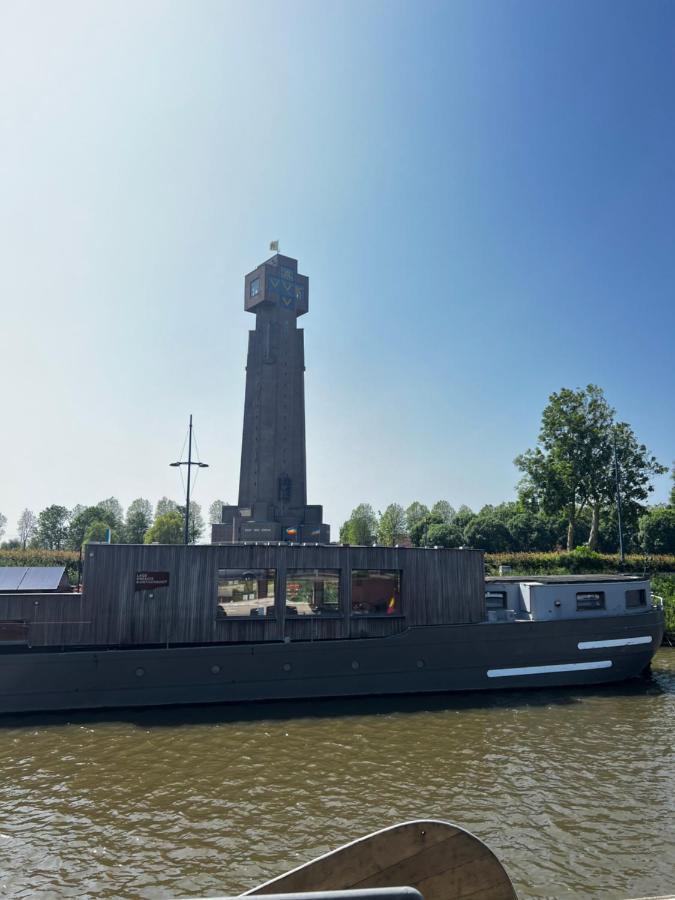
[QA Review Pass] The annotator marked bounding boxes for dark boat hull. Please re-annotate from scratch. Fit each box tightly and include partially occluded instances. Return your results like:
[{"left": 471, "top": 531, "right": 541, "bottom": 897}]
[{"left": 0, "top": 608, "right": 664, "bottom": 714}]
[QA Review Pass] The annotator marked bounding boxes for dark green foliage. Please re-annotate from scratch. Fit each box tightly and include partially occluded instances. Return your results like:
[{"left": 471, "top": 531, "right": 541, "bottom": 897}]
[
  {"left": 340, "top": 504, "right": 378, "bottom": 545},
  {"left": 425, "top": 523, "right": 464, "bottom": 548},
  {"left": 36, "top": 505, "right": 70, "bottom": 550},
  {"left": 464, "top": 515, "right": 512, "bottom": 552},
  {"left": 639, "top": 507, "right": 675, "bottom": 554},
  {"left": 83, "top": 521, "right": 115, "bottom": 544},
  {"left": 377, "top": 503, "right": 407, "bottom": 546},
  {"left": 405, "top": 502, "right": 430, "bottom": 534},
  {"left": 176, "top": 502, "right": 204, "bottom": 544},
  {"left": 409, "top": 512, "right": 443, "bottom": 547},
  {"left": 452, "top": 505, "right": 476, "bottom": 532},
  {"left": 652, "top": 574, "right": 675, "bottom": 634},
  {"left": 68, "top": 505, "right": 120, "bottom": 548},
  {"left": 144, "top": 511, "right": 184, "bottom": 544},
  {"left": 515, "top": 385, "right": 665, "bottom": 550},
  {"left": 430, "top": 501, "right": 455, "bottom": 523},
  {"left": 124, "top": 498, "right": 153, "bottom": 543}
]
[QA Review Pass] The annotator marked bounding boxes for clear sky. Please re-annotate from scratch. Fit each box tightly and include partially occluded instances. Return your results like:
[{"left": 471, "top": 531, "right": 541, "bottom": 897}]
[{"left": 1, "top": 0, "right": 673, "bottom": 540}]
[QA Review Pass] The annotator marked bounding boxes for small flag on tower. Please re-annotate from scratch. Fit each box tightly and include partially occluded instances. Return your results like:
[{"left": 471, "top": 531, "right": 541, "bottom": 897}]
[{"left": 270, "top": 240, "right": 279, "bottom": 252}]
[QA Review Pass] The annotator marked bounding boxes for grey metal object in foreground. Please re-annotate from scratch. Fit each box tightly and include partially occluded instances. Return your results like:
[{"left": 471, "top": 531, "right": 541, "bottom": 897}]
[
  {"left": 181, "top": 890, "right": 422, "bottom": 900},
  {"left": 244, "top": 819, "right": 517, "bottom": 900}
]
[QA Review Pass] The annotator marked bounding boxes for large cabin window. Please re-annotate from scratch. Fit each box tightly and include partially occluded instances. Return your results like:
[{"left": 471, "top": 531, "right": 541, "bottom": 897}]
[
  {"left": 217, "top": 569, "right": 276, "bottom": 618},
  {"left": 351, "top": 570, "right": 401, "bottom": 616},
  {"left": 626, "top": 588, "right": 646, "bottom": 608},
  {"left": 285, "top": 569, "right": 341, "bottom": 616},
  {"left": 485, "top": 590, "right": 507, "bottom": 610},
  {"left": 576, "top": 591, "right": 605, "bottom": 611}
]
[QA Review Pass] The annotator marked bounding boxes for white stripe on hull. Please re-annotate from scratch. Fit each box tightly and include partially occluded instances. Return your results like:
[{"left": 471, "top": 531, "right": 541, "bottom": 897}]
[
  {"left": 487, "top": 660, "right": 613, "bottom": 678},
  {"left": 578, "top": 636, "right": 652, "bottom": 650}
]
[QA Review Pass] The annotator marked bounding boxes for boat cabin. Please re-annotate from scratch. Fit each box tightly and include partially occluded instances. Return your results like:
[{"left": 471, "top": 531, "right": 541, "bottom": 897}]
[{"left": 485, "top": 575, "right": 653, "bottom": 622}]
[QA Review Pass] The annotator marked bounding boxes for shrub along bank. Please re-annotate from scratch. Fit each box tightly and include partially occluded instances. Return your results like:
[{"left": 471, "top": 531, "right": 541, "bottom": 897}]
[{"left": 0, "top": 549, "right": 79, "bottom": 584}]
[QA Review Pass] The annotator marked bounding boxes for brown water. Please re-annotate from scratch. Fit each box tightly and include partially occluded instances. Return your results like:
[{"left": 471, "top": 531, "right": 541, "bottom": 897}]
[{"left": 0, "top": 650, "right": 673, "bottom": 900}]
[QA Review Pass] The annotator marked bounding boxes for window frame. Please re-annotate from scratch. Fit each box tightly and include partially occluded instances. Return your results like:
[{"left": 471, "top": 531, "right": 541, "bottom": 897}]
[
  {"left": 576, "top": 591, "right": 606, "bottom": 611},
  {"left": 250, "top": 277, "right": 261, "bottom": 297},
  {"left": 285, "top": 568, "right": 342, "bottom": 618},
  {"left": 485, "top": 590, "right": 508, "bottom": 611},
  {"left": 216, "top": 568, "right": 277, "bottom": 620},
  {"left": 350, "top": 568, "right": 403, "bottom": 617},
  {"left": 625, "top": 588, "right": 647, "bottom": 609}
]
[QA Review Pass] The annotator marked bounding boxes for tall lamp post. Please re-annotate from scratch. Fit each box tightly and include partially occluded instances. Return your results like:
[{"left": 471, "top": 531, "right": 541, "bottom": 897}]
[
  {"left": 613, "top": 430, "right": 624, "bottom": 565},
  {"left": 170, "top": 414, "right": 209, "bottom": 545}
]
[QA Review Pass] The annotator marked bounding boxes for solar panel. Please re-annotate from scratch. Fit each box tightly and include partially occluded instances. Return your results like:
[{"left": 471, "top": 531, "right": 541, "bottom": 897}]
[
  {"left": 0, "top": 568, "right": 29, "bottom": 591},
  {"left": 19, "top": 567, "right": 67, "bottom": 591}
]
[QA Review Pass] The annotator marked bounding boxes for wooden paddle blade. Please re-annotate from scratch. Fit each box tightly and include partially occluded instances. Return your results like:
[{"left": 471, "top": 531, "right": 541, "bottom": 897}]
[{"left": 245, "top": 819, "right": 517, "bottom": 900}]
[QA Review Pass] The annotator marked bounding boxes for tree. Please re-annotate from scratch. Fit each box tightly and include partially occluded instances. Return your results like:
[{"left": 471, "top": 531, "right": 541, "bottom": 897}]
[
  {"left": 176, "top": 501, "right": 205, "bottom": 543},
  {"left": 1, "top": 538, "right": 21, "bottom": 550},
  {"left": 208, "top": 500, "right": 227, "bottom": 524},
  {"left": 377, "top": 503, "right": 407, "bottom": 546},
  {"left": 144, "top": 511, "right": 184, "bottom": 544},
  {"left": 68, "top": 505, "right": 120, "bottom": 548},
  {"left": 515, "top": 385, "right": 664, "bottom": 551},
  {"left": 670, "top": 466, "right": 675, "bottom": 507},
  {"left": 639, "top": 507, "right": 675, "bottom": 554},
  {"left": 431, "top": 501, "right": 455, "bottom": 523},
  {"left": 426, "top": 523, "right": 463, "bottom": 548},
  {"left": 409, "top": 512, "right": 443, "bottom": 547},
  {"left": 36, "top": 505, "right": 70, "bottom": 550},
  {"left": 83, "top": 520, "right": 115, "bottom": 544},
  {"left": 156, "top": 497, "right": 178, "bottom": 518},
  {"left": 586, "top": 422, "right": 665, "bottom": 550},
  {"left": 453, "top": 505, "right": 475, "bottom": 532},
  {"left": 17, "top": 509, "right": 37, "bottom": 550},
  {"left": 464, "top": 515, "right": 512, "bottom": 552},
  {"left": 97, "top": 497, "right": 124, "bottom": 531},
  {"left": 124, "top": 498, "right": 153, "bottom": 543},
  {"left": 516, "top": 386, "right": 614, "bottom": 550},
  {"left": 339, "top": 504, "right": 378, "bottom": 545},
  {"left": 0, "top": 512, "right": 6, "bottom": 541},
  {"left": 405, "top": 501, "right": 429, "bottom": 534}
]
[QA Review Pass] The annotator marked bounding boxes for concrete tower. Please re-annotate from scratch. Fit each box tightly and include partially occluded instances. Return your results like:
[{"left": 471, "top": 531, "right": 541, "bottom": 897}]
[{"left": 212, "top": 253, "right": 330, "bottom": 543}]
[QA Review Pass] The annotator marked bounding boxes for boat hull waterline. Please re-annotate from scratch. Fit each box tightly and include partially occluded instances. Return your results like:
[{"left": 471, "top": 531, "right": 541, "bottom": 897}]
[{"left": 0, "top": 608, "right": 663, "bottom": 714}]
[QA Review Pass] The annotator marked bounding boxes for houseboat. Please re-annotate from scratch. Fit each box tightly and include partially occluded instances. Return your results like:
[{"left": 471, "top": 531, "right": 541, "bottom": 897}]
[{"left": 0, "top": 543, "right": 664, "bottom": 714}]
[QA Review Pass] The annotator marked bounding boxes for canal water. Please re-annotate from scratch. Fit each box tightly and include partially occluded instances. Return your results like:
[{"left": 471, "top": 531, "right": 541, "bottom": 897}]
[{"left": 0, "top": 650, "right": 673, "bottom": 900}]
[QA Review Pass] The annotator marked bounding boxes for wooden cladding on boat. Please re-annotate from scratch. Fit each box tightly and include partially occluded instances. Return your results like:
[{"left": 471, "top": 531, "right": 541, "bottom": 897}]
[{"left": 2, "top": 544, "right": 485, "bottom": 648}]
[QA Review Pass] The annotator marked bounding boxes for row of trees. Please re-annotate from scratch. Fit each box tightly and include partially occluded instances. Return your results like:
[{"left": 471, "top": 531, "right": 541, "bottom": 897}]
[
  {"left": 0, "top": 498, "right": 229, "bottom": 550},
  {"left": 340, "top": 386, "right": 674, "bottom": 554}
]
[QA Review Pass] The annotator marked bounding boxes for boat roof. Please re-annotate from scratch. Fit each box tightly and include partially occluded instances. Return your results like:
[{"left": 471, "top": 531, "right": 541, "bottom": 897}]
[{"left": 486, "top": 574, "right": 646, "bottom": 584}]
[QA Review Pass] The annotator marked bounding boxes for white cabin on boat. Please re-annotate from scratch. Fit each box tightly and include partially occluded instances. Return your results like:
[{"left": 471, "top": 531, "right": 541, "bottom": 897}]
[{"left": 484, "top": 575, "right": 653, "bottom": 622}]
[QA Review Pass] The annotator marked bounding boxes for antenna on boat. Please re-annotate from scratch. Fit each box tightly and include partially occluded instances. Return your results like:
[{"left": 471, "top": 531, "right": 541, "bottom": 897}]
[{"left": 170, "top": 414, "right": 209, "bottom": 545}]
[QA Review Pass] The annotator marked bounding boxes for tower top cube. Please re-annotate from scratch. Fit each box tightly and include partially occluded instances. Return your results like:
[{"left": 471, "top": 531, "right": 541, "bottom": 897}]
[{"left": 244, "top": 253, "right": 309, "bottom": 317}]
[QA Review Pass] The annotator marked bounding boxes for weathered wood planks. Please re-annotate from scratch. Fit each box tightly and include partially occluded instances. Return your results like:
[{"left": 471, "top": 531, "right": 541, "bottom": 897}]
[
  {"left": 246, "top": 819, "right": 517, "bottom": 900},
  {"left": 0, "top": 544, "right": 485, "bottom": 648}
]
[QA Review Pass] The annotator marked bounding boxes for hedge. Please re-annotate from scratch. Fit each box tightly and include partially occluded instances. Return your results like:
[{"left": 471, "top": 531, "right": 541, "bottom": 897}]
[{"left": 0, "top": 549, "right": 80, "bottom": 584}]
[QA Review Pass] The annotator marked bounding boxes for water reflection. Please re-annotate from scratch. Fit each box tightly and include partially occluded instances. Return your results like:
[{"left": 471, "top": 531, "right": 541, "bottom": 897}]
[{"left": 0, "top": 651, "right": 673, "bottom": 900}]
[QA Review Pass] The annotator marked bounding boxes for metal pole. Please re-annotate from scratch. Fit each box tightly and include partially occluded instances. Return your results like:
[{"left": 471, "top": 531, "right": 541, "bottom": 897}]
[
  {"left": 613, "top": 431, "right": 624, "bottom": 565},
  {"left": 185, "top": 414, "right": 193, "bottom": 545}
]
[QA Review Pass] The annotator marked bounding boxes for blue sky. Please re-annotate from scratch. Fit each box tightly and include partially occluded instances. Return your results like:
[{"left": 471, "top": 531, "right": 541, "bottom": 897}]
[{"left": 1, "top": 0, "right": 673, "bottom": 539}]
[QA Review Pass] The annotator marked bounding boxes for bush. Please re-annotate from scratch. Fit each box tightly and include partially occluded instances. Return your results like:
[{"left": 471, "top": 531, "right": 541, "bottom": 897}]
[
  {"left": 640, "top": 507, "right": 675, "bottom": 554},
  {"left": 651, "top": 574, "right": 675, "bottom": 635},
  {"left": 0, "top": 548, "right": 80, "bottom": 584}
]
